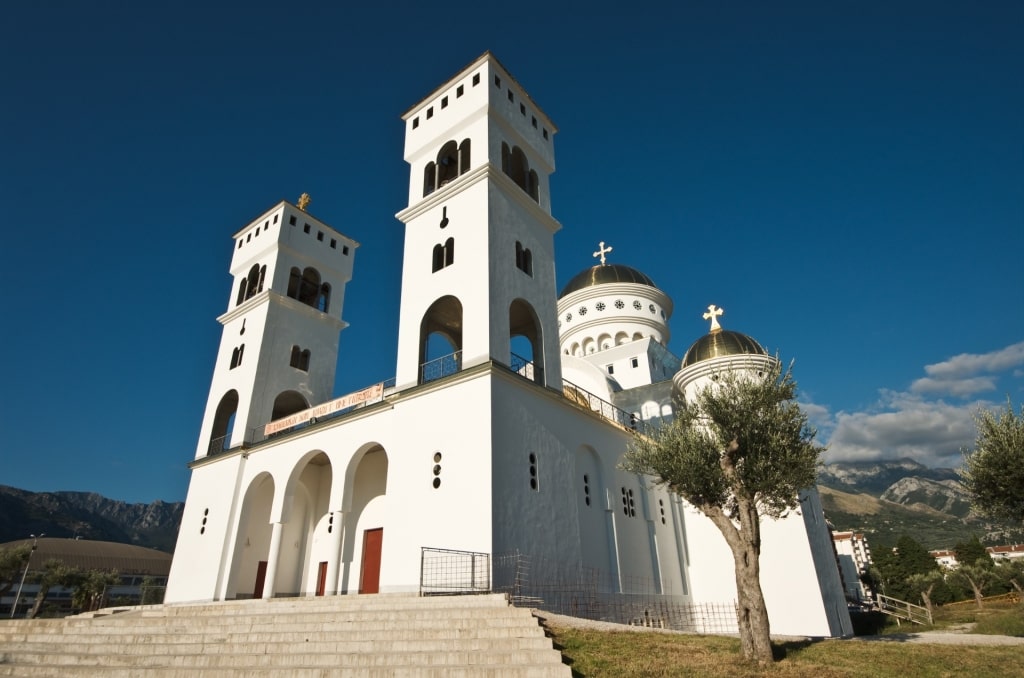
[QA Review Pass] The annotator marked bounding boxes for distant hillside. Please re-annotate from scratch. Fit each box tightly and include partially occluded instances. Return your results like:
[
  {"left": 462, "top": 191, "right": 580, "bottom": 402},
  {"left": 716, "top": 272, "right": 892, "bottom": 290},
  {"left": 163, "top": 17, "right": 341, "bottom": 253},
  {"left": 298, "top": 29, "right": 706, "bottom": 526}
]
[
  {"left": 0, "top": 486, "right": 182, "bottom": 552},
  {"left": 817, "top": 459, "right": 1023, "bottom": 550}
]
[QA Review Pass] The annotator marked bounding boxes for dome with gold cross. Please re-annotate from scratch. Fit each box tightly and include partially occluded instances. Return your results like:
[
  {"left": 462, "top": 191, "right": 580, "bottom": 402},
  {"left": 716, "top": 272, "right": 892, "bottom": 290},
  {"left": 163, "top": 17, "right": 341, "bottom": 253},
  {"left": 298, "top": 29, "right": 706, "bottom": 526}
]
[
  {"left": 558, "top": 241, "right": 658, "bottom": 298},
  {"left": 680, "top": 304, "right": 768, "bottom": 368}
]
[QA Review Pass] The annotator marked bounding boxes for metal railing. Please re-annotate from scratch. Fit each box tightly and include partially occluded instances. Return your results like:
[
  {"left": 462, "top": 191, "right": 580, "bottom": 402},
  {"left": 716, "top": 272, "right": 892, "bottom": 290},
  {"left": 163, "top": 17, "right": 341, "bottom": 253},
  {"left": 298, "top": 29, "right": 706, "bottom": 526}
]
[
  {"left": 561, "top": 379, "right": 652, "bottom": 436},
  {"left": 420, "top": 351, "right": 462, "bottom": 384},
  {"left": 508, "top": 352, "right": 542, "bottom": 383},
  {"left": 876, "top": 593, "right": 932, "bottom": 625},
  {"left": 420, "top": 547, "right": 491, "bottom": 595}
]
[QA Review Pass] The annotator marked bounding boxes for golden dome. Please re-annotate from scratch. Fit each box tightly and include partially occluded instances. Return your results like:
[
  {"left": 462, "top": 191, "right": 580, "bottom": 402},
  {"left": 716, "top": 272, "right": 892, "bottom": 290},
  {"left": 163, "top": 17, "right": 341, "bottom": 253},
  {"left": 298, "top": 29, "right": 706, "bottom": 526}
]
[{"left": 681, "top": 329, "right": 767, "bottom": 367}]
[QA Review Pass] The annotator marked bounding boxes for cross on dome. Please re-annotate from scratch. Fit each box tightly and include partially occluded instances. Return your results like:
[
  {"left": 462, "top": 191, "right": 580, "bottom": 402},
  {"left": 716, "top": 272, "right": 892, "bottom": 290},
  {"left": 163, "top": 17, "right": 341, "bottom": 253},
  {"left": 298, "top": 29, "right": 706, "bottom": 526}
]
[
  {"left": 593, "top": 241, "right": 613, "bottom": 265},
  {"left": 703, "top": 304, "right": 724, "bottom": 332},
  {"left": 297, "top": 193, "right": 311, "bottom": 211}
]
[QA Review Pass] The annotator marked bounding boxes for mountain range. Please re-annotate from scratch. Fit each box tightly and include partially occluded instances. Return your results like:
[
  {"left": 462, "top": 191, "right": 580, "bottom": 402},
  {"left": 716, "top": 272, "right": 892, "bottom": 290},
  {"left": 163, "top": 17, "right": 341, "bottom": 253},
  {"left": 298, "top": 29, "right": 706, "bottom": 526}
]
[
  {"left": 0, "top": 486, "right": 183, "bottom": 552},
  {"left": 816, "top": 458, "right": 1023, "bottom": 550},
  {"left": 2, "top": 457, "right": 1020, "bottom": 556}
]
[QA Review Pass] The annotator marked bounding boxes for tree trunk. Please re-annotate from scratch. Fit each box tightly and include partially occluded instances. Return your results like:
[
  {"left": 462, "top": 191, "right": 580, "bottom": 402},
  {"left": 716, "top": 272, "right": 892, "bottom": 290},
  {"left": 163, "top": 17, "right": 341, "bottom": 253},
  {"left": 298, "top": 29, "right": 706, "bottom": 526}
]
[
  {"left": 704, "top": 504, "right": 773, "bottom": 664},
  {"left": 29, "top": 584, "right": 50, "bottom": 619},
  {"left": 920, "top": 585, "right": 934, "bottom": 617},
  {"left": 732, "top": 540, "right": 773, "bottom": 663}
]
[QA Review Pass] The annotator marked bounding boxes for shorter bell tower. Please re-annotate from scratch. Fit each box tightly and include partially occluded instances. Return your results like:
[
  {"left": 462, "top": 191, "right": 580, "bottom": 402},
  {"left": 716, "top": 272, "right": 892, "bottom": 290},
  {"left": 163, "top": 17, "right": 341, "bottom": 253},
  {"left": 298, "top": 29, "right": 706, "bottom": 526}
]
[{"left": 193, "top": 196, "right": 358, "bottom": 459}]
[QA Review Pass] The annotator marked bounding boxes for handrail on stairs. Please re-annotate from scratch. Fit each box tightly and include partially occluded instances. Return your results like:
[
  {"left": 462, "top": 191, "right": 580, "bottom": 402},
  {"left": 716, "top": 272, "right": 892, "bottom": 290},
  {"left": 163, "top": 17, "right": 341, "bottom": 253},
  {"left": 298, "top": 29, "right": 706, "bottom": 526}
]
[{"left": 875, "top": 593, "right": 932, "bottom": 625}]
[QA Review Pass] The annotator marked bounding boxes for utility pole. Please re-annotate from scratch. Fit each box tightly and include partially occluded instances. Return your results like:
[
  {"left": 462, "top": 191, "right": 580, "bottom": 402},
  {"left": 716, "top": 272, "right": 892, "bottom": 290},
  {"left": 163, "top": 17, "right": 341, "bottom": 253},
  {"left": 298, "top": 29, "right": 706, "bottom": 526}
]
[{"left": 10, "top": 534, "right": 43, "bottom": 618}]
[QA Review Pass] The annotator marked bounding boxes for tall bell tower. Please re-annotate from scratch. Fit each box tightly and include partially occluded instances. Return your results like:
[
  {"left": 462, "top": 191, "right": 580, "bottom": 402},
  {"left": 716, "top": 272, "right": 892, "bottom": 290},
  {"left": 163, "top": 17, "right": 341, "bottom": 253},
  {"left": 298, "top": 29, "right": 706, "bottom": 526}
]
[
  {"left": 393, "top": 52, "right": 562, "bottom": 390},
  {"left": 193, "top": 197, "right": 358, "bottom": 459}
]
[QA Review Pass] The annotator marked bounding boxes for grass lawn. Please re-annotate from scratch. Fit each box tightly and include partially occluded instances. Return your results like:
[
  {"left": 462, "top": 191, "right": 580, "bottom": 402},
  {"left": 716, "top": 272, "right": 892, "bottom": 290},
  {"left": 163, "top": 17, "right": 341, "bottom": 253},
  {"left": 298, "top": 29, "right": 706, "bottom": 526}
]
[{"left": 547, "top": 603, "right": 1024, "bottom": 677}]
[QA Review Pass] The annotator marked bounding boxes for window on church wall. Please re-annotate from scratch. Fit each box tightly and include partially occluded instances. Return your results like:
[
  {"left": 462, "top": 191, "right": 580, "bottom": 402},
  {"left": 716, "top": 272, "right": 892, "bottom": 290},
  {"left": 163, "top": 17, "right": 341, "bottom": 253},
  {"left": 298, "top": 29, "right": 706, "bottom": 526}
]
[
  {"left": 528, "top": 170, "right": 539, "bottom": 202},
  {"left": 287, "top": 267, "right": 301, "bottom": 299},
  {"left": 528, "top": 453, "right": 539, "bottom": 491},
  {"left": 289, "top": 345, "right": 310, "bottom": 372},
  {"left": 458, "top": 138, "right": 471, "bottom": 175},
  {"left": 432, "top": 239, "right": 455, "bottom": 272},
  {"left": 621, "top": 487, "right": 636, "bottom": 517},
  {"left": 583, "top": 474, "right": 591, "bottom": 506},
  {"left": 444, "top": 238, "right": 454, "bottom": 267},
  {"left": 659, "top": 499, "right": 667, "bottom": 525},
  {"left": 208, "top": 390, "right": 238, "bottom": 456},
  {"left": 236, "top": 280, "right": 247, "bottom": 306},
  {"left": 423, "top": 162, "right": 436, "bottom": 197},
  {"left": 501, "top": 142, "right": 511, "bottom": 175},
  {"left": 298, "top": 268, "right": 321, "bottom": 306},
  {"left": 230, "top": 344, "right": 244, "bottom": 369},
  {"left": 317, "top": 283, "right": 331, "bottom": 313},
  {"left": 431, "top": 451, "right": 442, "bottom": 489},
  {"left": 509, "top": 147, "right": 529, "bottom": 192},
  {"left": 515, "top": 241, "right": 533, "bottom": 276},
  {"left": 436, "top": 141, "right": 459, "bottom": 188},
  {"left": 244, "top": 264, "right": 260, "bottom": 301}
]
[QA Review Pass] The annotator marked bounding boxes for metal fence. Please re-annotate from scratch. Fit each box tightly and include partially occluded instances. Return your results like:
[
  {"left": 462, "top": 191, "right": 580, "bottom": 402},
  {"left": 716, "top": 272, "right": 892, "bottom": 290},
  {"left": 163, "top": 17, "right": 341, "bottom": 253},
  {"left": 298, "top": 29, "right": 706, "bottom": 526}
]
[
  {"left": 420, "top": 547, "right": 491, "bottom": 596},
  {"left": 492, "top": 551, "right": 738, "bottom": 634},
  {"left": 421, "top": 352, "right": 463, "bottom": 384}
]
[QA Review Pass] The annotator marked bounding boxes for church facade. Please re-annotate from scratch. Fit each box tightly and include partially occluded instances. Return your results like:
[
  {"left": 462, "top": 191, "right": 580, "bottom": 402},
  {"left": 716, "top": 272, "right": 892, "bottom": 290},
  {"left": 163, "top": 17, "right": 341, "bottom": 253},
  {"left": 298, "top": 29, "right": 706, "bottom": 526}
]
[{"left": 165, "top": 53, "right": 851, "bottom": 638}]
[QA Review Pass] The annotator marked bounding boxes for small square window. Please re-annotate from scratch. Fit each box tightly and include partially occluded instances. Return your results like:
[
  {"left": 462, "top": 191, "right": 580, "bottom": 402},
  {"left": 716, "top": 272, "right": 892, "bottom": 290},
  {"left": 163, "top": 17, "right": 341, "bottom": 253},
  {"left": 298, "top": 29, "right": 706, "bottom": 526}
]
[
  {"left": 520, "top": 103, "right": 526, "bottom": 115},
  {"left": 412, "top": 117, "right": 419, "bottom": 129},
  {"left": 441, "top": 96, "right": 448, "bottom": 109},
  {"left": 607, "top": 365, "right": 615, "bottom": 375},
  {"left": 494, "top": 75, "right": 501, "bottom": 87},
  {"left": 426, "top": 107, "right": 433, "bottom": 119},
  {"left": 543, "top": 128, "right": 549, "bottom": 140},
  {"left": 531, "top": 116, "right": 537, "bottom": 128},
  {"left": 472, "top": 73, "right": 480, "bottom": 86},
  {"left": 456, "top": 84, "right": 464, "bottom": 97},
  {"left": 507, "top": 90, "right": 514, "bottom": 102},
  {"left": 342, "top": 245, "right": 349, "bottom": 255},
  {"left": 237, "top": 240, "right": 243, "bottom": 249},
  {"left": 255, "top": 227, "right": 260, "bottom": 235},
  {"left": 273, "top": 214, "right": 279, "bottom": 224},
  {"left": 289, "top": 215, "right": 296, "bottom": 225},
  {"left": 303, "top": 224, "right": 310, "bottom": 234},
  {"left": 246, "top": 233, "right": 251, "bottom": 242},
  {"left": 631, "top": 357, "right": 639, "bottom": 368},
  {"left": 330, "top": 238, "right": 337, "bottom": 249},
  {"left": 317, "top": 231, "right": 324, "bottom": 242}
]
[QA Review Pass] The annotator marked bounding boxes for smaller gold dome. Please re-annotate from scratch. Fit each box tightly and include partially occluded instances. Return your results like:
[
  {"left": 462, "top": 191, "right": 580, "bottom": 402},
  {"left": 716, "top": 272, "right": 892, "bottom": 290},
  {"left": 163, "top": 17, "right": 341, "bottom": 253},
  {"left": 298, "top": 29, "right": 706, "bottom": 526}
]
[{"left": 681, "top": 329, "right": 767, "bottom": 367}]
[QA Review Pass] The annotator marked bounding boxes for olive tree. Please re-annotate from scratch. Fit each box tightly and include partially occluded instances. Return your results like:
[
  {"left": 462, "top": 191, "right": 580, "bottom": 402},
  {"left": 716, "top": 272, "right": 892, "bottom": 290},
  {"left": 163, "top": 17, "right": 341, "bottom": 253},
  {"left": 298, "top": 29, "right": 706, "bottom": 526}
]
[
  {"left": 961, "top": 399, "right": 1024, "bottom": 524},
  {"left": 622, "top": 362, "right": 822, "bottom": 664}
]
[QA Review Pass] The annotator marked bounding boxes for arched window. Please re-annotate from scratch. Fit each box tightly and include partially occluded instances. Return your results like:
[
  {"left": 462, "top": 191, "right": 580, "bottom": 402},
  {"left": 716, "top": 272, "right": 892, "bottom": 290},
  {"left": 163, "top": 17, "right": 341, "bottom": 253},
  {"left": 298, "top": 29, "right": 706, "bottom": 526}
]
[
  {"left": 510, "top": 298, "right": 545, "bottom": 385},
  {"left": 209, "top": 390, "right": 239, "bottom": 456},
  {"left": 418, "top": 295, "right": 463, "bottom": 384},
  {"left": 271, "top": 390, "right": 308, "bottom": 421},
  {"left": 515, "top": 241, "right": 533, "bottom": 276},
  {"left": 257, "top": 265, "right": 267, "bottom": 293},
  {"left": 458, "top": 138, "right": 471, "bottom": 175},
  {"left": 501, "top": 142, "right": 511, "bottom": 174},
  {"left": 245, "top": 265, "right": 260, "bottom": 301},
  {"left": 423, "top": 162, "right": 436, "bottom": 197},
  {"left": 230, "top": 344, "right": 244, "bottom": 369},
  {"left": 431, "top": 238, "right": 454, "bottom": 272},
  {"left": 287, "top": 267, "right": 301, "bottom": 298},
  {"left": 528, "top": 170, "right": 539, "bottom": 202},
  {"left": 509, "top": 147, "right": 529, "bottom": 192},
  {"left": 236, "top": 280, "right": 247, "bottom": 306},
  {"left": 298, "top": 268, "right": 321, "bottom": 306},
  {"left": 436, "top": 141, "right": 459, "bottom": 188},
  {"left": 317, "top": 283, "right": 331, "bottom": 313},
  {"left": 290, "top": 345, "right": 311, "bottom": 372}
]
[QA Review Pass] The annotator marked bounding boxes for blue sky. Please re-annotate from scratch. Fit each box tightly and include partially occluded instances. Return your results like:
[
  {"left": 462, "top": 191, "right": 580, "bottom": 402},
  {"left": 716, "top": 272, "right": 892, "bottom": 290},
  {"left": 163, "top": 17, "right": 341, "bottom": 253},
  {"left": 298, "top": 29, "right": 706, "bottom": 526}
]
[{"left": 2, "top": 2, "right": 1021, "bottom": 503}]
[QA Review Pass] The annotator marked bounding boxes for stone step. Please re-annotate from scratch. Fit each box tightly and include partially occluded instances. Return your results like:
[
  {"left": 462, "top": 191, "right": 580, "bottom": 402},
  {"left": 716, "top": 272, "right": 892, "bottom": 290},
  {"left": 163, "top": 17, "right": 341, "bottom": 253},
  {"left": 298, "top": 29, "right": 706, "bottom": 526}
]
[
  {"left": 0, "top": 663, "right": 572, "bottom": 677},
  {"left": 2, "top": 635, "right": 553, "bottom": 655},
  {"left": 89, "top": 606, "right": 532, "bottom": 626},
  {"left": 138, "top": 593, "right": 512, "bottom": 617},
  {"left": 2, "top": 648, "right": 564, "bottom": 669},
  {"left": 0, "top": 623, "right": 544, "bottom": 645}
]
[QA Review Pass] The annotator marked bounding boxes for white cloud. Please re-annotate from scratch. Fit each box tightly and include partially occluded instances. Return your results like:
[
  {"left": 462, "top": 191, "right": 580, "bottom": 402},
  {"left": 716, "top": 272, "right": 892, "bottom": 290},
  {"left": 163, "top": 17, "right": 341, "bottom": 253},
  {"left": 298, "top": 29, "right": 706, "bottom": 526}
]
[
  {"left": 823, "top": 396, "right": 978, "bottom": 468},
  {"left": 910, "top": 341, "right": 1024, "bottom": 397}
]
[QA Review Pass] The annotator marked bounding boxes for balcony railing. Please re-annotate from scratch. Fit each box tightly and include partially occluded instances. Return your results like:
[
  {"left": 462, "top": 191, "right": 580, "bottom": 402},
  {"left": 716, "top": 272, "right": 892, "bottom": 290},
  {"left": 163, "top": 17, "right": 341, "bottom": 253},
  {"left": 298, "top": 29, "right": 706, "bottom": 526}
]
[{"left": 420, "top": 351, "right": 462, "bottom": 384}]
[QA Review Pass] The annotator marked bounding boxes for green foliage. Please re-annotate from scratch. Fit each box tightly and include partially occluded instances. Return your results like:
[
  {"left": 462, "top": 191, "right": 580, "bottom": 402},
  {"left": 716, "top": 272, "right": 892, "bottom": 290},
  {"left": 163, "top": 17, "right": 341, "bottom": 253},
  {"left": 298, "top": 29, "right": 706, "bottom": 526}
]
[
  {"left": 954, "top": 535, "right": 993, "bottom": 568},
  {"left": 972, "top": 605, "right": 1024, "bottom": 637},
  {"left": 872, "top": 535, "right": 940, "bottom": 600},
  {"left": 71, "top": 569, "right": 120, "bottom": 612},
  {"left": 623, "top": 362, "right": 823, "bottom": 519},
  {"left": 962, "top": 399, "right": 1024, "bottom": 524},
  {"left": 28, "top": 558, "right": 80, "bottom": 618},
  {"left": 0, "top": 544, "right": 31, "bottom": 597}
]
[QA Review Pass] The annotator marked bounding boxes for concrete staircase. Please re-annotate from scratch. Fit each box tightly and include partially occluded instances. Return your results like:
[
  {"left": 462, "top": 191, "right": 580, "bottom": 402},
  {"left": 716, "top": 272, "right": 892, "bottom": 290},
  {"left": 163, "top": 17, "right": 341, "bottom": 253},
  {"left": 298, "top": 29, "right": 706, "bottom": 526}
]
[{"left": 0, "top": 593, "right": 571, "bottom": 677}]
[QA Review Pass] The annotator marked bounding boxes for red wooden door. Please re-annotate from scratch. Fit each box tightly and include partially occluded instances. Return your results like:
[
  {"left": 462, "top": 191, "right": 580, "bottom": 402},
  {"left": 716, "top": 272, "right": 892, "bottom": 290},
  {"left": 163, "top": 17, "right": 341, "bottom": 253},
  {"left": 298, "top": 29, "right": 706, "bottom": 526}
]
[
  {"left": 359, "top": 528, "right": 383, "bottom": 594},
  {"left": 253, "top": 560, "right": 268, "bottom": 599},
  {"left": 315, "top": 561, "right": 328, "bottom": 596}
]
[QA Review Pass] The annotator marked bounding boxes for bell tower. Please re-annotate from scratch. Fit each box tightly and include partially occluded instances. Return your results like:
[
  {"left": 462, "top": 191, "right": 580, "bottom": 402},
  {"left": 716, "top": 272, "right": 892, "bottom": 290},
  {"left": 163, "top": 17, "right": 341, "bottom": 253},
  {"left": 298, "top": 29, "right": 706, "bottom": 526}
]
[
  {"left": 393, "top": 52, "right": 562, "bottom": 390},
  {"left": 193, "top": 197, "right": 358, "bottom": 459}
]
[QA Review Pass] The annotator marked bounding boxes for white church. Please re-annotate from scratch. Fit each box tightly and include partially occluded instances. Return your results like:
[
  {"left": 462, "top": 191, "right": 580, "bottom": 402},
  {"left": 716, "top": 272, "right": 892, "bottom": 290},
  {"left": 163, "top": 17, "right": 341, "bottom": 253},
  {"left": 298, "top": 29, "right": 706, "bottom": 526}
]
[{"left": 165, "top": 52, "right": 852, "bottom": 638}]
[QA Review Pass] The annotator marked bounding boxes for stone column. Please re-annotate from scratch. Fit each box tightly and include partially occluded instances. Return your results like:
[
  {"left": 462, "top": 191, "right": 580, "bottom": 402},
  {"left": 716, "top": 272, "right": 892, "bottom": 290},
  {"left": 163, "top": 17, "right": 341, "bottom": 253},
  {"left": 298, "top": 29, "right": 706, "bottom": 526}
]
[
  {"left": 326, "top": 511, "right": 344, "bottom": 595},
  {"left": 262, "top": 521, "right": 284, "bottom": 599}
]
